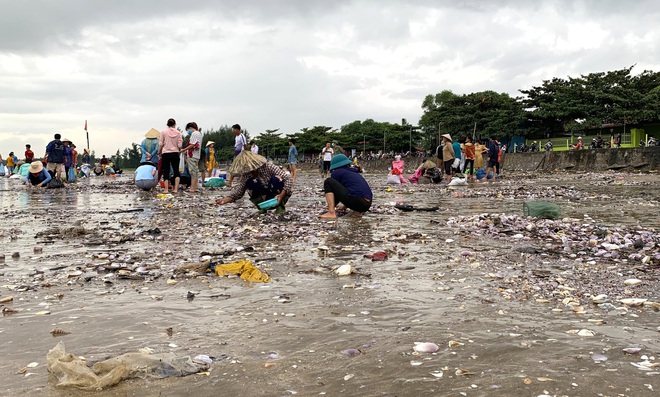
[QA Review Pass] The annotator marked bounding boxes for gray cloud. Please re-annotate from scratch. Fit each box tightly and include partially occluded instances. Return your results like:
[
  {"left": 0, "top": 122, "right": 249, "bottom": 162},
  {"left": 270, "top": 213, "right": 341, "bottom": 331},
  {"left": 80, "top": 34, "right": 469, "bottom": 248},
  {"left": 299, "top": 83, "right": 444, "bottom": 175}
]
[{"left": 1, "top": 0, "right": 659, "bottom": 156}]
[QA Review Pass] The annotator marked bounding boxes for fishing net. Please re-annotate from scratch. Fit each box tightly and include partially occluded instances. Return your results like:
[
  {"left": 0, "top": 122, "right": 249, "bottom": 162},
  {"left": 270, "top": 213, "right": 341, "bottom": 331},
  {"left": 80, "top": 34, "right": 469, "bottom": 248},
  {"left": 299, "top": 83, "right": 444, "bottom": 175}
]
[
  {"left": 523, "top": 201, "right": 562, "bottom": 220},
  {"left": 47, "top": 341, "right": 209, "bottom": 390}
]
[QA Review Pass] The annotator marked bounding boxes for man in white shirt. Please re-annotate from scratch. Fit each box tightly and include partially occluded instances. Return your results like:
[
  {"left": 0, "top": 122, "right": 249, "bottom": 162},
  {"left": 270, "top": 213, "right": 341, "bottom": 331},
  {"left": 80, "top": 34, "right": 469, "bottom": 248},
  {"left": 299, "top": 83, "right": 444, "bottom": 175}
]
[
  {"left": 321, "top": 142, "right": 333, "bottom": 177},
  {"left": 181, "top": 122, "right": 203, "bottom": 193},
  {"left": 250, "top": 141, "right": 259, "bottom": 154},
  {"left": 228, "top": 123, "right": 248, "bottom": 187}
]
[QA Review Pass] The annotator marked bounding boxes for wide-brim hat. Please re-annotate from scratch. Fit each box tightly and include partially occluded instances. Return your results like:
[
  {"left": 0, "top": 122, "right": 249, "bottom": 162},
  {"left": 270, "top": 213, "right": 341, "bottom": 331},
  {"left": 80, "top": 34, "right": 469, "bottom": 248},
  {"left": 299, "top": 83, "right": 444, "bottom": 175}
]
[
  {"left": 29, "top": 161, "right": 44, "bottom": 173},
  {"left": 577, "top": 136, "right": 583, "bottom": 140},
  {"left": 423, "top": 160, "right": 437, "bottom": 169},
  {"left": 441, "top": 134, "right": 453, "bottom": 142},
  {"left": 394, "top": 155, "right": 401, "bottom": 160},
  {"left": 84, "top": 148, "right": 90, "bottom": 154},
  {"left": 229, "top": 151, "right": 267, "bottom": 174},
  {"left": 206, "top": 141, "right": 215, "bottom": 147},
  {"left": 139, "top": 161, "right": 156, "bottom": 167},
  {"left": 62, "top": 137, "right": 72, "bottom": 143},
  {"left": 145, "top": 128, "right": 160, "bottom": 139},
  {"left": 329, "top": 154, "right": 352, "bottom": 171}
]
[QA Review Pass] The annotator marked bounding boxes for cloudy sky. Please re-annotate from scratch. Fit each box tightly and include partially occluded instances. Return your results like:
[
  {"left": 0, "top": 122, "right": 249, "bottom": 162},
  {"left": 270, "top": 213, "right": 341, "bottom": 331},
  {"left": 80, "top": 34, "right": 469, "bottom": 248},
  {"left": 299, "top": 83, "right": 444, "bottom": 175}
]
[{"left": 1, "top": 0, "right": 659, "bottom": 157}]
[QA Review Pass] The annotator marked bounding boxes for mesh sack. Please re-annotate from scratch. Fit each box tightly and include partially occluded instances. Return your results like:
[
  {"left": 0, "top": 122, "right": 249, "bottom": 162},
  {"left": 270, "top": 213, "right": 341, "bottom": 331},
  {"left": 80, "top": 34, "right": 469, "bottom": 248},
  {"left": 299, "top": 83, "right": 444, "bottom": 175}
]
[{"left": 523, "top": 201, "right": 562, "bottom": 219}]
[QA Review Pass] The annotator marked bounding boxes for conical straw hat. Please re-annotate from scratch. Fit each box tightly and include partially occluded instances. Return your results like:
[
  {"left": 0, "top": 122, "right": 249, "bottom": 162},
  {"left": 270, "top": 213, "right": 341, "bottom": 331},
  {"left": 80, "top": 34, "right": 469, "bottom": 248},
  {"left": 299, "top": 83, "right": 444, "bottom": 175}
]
[
  {"left": 229, "top": 151, "right": 267, "bottom": 174},
  {"left": 145, "top": 128, "right": 160, "bottom": 138}
]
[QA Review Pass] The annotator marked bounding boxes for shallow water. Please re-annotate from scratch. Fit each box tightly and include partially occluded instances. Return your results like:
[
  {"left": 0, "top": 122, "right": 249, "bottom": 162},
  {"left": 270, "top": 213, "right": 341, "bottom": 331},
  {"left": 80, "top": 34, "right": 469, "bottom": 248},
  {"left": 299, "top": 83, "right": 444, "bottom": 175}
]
[{"left": 0, "top": 171, "right": 658, "bottom": 397}]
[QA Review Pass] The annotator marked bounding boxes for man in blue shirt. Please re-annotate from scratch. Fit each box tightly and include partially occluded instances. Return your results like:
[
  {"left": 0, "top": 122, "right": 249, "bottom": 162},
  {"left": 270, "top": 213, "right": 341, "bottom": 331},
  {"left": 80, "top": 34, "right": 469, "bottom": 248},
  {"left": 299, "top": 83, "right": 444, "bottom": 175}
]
[
  {"left": 319, "top": 154, "right": 372, "bottom": 219},
  {"left": 45, "top": 133, "right": 66, "bottom": 181},
  {"left": 486, "top": 137, "right": 500, "bottom": 180}
]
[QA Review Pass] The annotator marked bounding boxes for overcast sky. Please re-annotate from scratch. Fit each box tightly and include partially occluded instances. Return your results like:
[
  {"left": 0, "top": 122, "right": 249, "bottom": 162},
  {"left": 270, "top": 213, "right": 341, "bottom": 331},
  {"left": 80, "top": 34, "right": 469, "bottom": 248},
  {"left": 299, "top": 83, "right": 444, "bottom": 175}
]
[{"left": 1, "top": 0, "right": 658, "bottom": 157}]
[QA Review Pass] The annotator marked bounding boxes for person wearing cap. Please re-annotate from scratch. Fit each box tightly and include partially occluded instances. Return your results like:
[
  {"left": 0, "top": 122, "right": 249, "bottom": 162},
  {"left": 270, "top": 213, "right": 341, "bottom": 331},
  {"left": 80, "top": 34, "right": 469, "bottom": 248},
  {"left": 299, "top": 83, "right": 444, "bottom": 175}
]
[
  {"left": 575, "top": 136, "right": 584, "bottom": 150},
  {"left": 440, "top": 134, "right": 455, "bottom": 182},
  {"left": 45, "top": 133, "right": 66, "bottom": 181},
  {"left": 134, "top": 161, "right": 158, "bottom": 191},
  {"left": 215, "top": 151, "right": 292, "bottom": 214},
  {"left": 24, "top": 161, "right": 52, "bottom": 188},
  {"left": 319, "top": 154, "right": 372, "bottom": 219},
  {"left": 141, "top": 128, "right": 160, "bottom": 163},
  {"left": 205, "top": 141, "right": 216, "bottom": 174}
]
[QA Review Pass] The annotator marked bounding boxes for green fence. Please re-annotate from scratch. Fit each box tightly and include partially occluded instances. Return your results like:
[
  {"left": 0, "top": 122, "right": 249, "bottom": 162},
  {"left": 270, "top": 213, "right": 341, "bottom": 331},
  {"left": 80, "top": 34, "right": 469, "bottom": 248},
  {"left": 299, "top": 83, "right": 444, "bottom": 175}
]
[{"left": 524, "top": 128, "right": 646, "bottom": 151}]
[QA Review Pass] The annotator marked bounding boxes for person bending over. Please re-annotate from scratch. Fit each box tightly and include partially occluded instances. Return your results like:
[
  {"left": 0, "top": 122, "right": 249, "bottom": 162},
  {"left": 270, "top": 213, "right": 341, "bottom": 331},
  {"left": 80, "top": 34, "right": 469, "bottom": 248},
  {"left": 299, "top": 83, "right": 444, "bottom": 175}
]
[{"left": 319, "top": 154, "right": 372, "bottom": 219}]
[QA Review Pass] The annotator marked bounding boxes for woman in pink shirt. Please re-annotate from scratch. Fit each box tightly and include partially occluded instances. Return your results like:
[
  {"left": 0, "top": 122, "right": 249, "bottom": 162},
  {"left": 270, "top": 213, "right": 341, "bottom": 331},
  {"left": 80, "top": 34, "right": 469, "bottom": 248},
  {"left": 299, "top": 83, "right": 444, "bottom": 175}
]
[{"left": 159, "top": 118, "right": 183, "bottom": 193}]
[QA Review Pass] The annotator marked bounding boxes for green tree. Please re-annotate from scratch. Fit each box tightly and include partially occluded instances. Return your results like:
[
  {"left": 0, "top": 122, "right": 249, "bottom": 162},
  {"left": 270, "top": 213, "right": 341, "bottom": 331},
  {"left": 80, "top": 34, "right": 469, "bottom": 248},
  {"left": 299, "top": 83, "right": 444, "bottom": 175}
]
[
  {"left": 520, "top": 66, "right": 660, "bottom": 136},
  {"left": 419, "top": 90, "right": 524, "bottom": 144}
]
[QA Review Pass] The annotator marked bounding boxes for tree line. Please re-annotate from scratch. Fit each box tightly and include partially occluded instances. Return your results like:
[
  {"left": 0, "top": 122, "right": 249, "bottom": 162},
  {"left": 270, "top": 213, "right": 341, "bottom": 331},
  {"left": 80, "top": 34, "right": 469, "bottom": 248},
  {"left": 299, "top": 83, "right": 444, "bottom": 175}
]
[{"left": 113, "top": 65, "right": 660, "bottom": 168}]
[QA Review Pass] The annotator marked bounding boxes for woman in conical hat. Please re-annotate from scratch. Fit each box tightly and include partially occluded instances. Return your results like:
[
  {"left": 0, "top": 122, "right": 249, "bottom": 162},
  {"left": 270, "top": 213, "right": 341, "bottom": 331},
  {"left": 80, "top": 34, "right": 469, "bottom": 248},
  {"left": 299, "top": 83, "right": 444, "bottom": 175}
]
[
  {"left": 205, "top": 141, "right": 216, "bottom": 174},
  {"left": 216, "top": 151, "right": 293, "bottom": 214},
  {"left": 141, "top": 128, "right": 160, "bottom": 163}
]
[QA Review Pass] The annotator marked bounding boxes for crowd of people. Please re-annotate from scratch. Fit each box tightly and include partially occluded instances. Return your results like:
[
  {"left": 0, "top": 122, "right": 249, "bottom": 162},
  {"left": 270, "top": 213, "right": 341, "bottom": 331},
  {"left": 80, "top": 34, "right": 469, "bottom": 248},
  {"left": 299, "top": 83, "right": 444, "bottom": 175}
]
[
  {"left": 389, "top": 134, "right": 504, "bottom": 185},
  {"left": 0, "top": 133, "right": 125, "bottom": 189}
]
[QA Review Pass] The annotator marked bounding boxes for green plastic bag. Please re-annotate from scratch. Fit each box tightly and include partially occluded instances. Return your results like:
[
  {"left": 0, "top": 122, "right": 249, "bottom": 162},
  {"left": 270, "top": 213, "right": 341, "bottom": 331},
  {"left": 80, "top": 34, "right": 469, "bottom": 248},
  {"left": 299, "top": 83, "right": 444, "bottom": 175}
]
[
  {"left": 523, "top": 201, "right": 562, "bottom": 219},
  {"left": 204, "top": 178, "right": 226, "bottom": 188}
]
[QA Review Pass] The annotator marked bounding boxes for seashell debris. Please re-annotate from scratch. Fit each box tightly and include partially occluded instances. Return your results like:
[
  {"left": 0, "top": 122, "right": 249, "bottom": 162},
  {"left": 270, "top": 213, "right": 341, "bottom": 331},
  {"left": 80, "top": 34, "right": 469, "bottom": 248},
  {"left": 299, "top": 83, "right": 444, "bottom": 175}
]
[
  {"left": 413, "top": 342, "right": 439, "bottom": 353},
  {"left": 335, "top": 264, "right": 352, "bottom": 276}
]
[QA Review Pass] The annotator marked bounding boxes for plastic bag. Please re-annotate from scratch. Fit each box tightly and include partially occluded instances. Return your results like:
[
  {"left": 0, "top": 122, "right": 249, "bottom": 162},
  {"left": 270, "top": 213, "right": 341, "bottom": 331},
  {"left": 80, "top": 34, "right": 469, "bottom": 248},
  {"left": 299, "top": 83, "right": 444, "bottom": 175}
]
[
  {"left": 212, "top": 259, "right": 271, "bottom": 283},
  {"left": 523, "top": 201, "right": 562, "bottom": 219},
  {"left": 204, "top": 177, "right": 226, "bottom": 187},
  {"left": 448, "top": 176, "right": 467, "bottom": 186},
  {"left": 386, "top": 174, "right": 401, "bottom": 184},
  {"left": 67, "top": 167, "right": 76, "bottom": 182},
  {"left": 47, "top": 341, "right": 209, "bottom": 391},
  {"left": 48, "top": 177, "right": 64, "bottom": 189}
]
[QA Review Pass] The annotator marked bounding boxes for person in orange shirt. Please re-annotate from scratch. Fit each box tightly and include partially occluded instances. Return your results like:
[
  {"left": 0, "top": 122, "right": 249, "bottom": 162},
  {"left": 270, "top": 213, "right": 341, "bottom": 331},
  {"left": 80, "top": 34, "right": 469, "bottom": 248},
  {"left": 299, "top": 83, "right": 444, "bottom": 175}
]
[
  {"left": 71, "top": 144, "right": 78, "bottom": 167},
  {"left": 462, "top": 136, "right": 476, "bottom": 182}
]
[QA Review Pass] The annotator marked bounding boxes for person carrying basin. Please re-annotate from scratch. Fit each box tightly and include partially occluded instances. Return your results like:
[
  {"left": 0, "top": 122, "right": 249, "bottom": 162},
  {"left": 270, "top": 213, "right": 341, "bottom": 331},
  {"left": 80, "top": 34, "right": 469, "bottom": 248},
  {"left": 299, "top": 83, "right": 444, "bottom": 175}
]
[{"left": 215, "top": 151, "right": 292, "bottom": 214}]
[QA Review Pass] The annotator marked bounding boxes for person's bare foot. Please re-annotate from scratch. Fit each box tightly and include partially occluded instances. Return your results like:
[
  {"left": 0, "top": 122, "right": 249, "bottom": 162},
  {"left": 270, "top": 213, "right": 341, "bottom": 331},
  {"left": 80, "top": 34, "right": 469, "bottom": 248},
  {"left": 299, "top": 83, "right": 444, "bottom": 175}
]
[{"left": 319, "top": 212, "right": 337, "bottom": 219}]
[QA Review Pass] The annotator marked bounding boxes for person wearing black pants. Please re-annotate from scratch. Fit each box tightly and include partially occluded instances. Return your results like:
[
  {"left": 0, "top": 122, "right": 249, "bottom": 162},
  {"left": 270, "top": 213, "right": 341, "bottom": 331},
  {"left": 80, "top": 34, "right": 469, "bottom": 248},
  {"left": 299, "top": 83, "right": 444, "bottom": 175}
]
[
  {"left": 319, "top": 154, "right": 372, "bottom": 219},
  {"left": 159, "top": 118, "right": 183, "bottom": 192}
]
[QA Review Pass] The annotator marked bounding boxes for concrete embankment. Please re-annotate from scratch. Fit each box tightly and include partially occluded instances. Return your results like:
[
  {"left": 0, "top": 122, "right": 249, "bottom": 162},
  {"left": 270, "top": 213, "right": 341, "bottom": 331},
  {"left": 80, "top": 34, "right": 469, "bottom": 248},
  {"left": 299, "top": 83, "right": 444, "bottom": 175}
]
[
  {"left": 502, "top": 146, "right": 660, "bottom": 172},
  {"left": 296, "top": 147, "right": 660, "bottom": 173}
]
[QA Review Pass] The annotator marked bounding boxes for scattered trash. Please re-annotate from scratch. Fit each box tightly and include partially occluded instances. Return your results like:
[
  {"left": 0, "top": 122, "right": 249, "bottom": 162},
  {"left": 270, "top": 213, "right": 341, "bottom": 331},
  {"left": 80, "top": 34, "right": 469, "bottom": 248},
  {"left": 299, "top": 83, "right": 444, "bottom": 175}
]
[
  {"left": 212, "top": 260, "right": 271, "bottom": 283},
  {"left": 413, "top": 342, "right": 439, "bottom": 353},
  {"left": 46, "top": 341, "right": 209, "bottom": 390},
  {"left": 364, "top": 251, "right": 388, "bottom": 261},
  {"left": 522, "top": 201, "right": 562, "bottom": 219}
]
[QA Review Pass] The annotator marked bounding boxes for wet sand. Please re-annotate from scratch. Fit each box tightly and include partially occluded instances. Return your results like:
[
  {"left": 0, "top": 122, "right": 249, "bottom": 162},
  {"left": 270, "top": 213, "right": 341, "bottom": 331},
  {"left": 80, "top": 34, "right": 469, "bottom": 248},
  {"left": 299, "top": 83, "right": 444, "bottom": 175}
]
[{"left": 0, "top": 170, "right": 658, "bottom": 397}]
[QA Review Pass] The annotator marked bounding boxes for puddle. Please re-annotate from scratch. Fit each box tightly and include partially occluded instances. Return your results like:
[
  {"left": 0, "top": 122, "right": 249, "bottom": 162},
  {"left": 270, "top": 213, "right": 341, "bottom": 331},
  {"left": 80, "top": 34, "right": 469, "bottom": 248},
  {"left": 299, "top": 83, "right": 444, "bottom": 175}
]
[{"left": 0, "top": 171, "right": 658, "bottom": 396}]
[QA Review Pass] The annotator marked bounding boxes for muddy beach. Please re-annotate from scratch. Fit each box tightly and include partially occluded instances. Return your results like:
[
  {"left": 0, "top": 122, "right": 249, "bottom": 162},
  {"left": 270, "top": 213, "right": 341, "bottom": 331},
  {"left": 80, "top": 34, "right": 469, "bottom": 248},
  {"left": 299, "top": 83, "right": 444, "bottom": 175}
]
[{"left": 0, "top": 170, "right": 658, "bottom": 397}]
